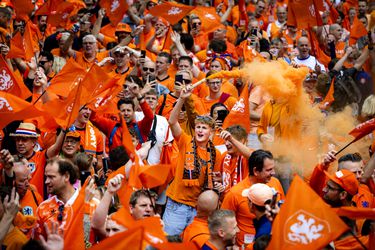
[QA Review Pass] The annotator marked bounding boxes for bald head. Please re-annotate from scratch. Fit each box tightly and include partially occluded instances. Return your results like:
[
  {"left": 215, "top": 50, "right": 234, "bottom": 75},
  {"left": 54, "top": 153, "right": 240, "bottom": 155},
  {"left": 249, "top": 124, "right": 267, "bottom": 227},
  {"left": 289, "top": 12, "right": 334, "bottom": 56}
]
[
  {"left": 276, "top": 6, "right": 287, "bottom": 22},
  {"left": 13, "top": 160, "right": 30, "bottom": 198},
  {"left": 329, "top": 24, "right": 343, "bottom": 41},
  {"left": 297, "top": 37, "right": 311, "bottom": 58},
  {"left": 196, "top": 190, "right": 219, "bottom": 218}
]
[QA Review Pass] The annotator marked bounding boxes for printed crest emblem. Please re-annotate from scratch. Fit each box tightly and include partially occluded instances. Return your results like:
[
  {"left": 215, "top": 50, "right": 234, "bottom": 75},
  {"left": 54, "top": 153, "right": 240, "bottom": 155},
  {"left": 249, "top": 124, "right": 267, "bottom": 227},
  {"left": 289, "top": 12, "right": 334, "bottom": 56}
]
[
  {"left": 0, "top": 97, "right": 13, "bottom": 112},
  {"left": 22, "top": 206, "right": 34, "bottom": 216},
  {"left": 0, "top": 68, "right": 14, "bottom": 91},
  {"left": 28, "top": 162, "right": 36, "bottom": 174},
  {"left": 285, "top": 210, "right": 330, "bottom": 245},
  {"left": 168, "top": 7, "right": 182, "bottom": 15},
  {"left": 204, "top": 13, "right": 215, "bottom": 20},
  {"left": 111, "top": 0, "right": 119, "bottom": 12}
]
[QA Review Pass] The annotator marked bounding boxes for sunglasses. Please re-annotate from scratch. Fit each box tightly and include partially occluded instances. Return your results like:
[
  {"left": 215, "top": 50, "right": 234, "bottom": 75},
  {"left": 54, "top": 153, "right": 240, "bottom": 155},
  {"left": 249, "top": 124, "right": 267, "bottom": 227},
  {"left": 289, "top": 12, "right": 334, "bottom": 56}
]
[
  {"left": 143, "top": 67, "right": 155, "bottom": 73},
  {"left": 39, "top": 61, "right": 48, "bottom": 66},
  {"left": 176, "top": 79, "right": 192, "bottom": 85},
  {"left": 57, "top": 204, "right": 64, "bottom": 222}
]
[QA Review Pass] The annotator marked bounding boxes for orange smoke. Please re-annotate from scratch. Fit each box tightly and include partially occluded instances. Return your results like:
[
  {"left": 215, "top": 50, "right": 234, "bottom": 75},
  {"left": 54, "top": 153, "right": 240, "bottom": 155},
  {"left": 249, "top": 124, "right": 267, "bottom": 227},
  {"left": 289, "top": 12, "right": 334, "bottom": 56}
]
[{"left": 207, "top": 69, "right": 243, "bottom": 79}]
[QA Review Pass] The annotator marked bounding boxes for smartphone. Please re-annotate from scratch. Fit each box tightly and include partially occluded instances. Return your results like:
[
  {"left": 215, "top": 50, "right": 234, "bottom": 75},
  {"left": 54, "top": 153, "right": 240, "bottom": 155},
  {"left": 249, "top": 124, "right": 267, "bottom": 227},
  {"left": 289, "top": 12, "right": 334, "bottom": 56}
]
[
  {"left": 251, "top": 28, "right": 257, "bottom": 36},
  {"left": 79, "top": 171, "right": 91, "bottom": 184},
  {"left": 175, "top": 74, "right": 183, "bottom": 84},
  {"left": 217, "top": 109, "right": 229, "bottom": 122},
  {"left": 192, "top": 23, "right": 197, "bottom": 29},
  {"left": 212, "top": 172, "right": 222, "bottom": 182},
  {"left": 140, "top": 50, "right": 146, "bottom": 59}
]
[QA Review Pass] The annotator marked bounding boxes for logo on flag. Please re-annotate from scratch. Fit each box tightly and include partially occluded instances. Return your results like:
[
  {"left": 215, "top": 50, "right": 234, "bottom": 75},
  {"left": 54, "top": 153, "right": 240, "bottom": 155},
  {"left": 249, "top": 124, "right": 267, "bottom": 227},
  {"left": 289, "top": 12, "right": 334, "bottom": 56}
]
[
  {"left": 232, "top": 98, "right": 245, "bottom": 113},
  {"left": 66, "top": 102, "right": 74, "bottom": 113},
  {"left": 111, "top": 0, "right": 120, "bottom": 12},
  {"left": 0, "top": 97, "right": 13, "bottom": 112},
  {"left": 205, "top": 13, "right": 216, "bottom": 20},
  {"left": 0, "top": 69, "right": 14, "bottom": 91},
  {"left": 168, "top": 7, "right": 182, "bottom": 15},
  {"left": 308, "top": 4, "right": 316, "bottom": 16},
  {"left": 285, "top": 210, "right": 329, "bottom": 245}
]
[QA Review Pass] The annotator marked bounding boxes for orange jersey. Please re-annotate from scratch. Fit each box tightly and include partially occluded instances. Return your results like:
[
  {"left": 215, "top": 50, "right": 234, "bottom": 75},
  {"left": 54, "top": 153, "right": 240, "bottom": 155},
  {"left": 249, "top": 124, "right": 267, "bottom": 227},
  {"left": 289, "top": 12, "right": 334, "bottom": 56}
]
[
  {"left": 36, "top": 190, "right": 79, "bottom": 236},
  {"left": 181, "top": 217, "right": 210, "bottom": 248},
  {"left": 157, "top": 75, "right": 175, "bottom": 92},
  {"left": 74, "top": 50, "right": 110, "bottom": 71},
  {"left": 221, "top": 176, "right": 285, "bottom": 246},
  {"left": 28, "top": 151, "right": 47, "bottom": 198},
  {"left": 166, "top": 132, "right": 222, "bottom": 207}
]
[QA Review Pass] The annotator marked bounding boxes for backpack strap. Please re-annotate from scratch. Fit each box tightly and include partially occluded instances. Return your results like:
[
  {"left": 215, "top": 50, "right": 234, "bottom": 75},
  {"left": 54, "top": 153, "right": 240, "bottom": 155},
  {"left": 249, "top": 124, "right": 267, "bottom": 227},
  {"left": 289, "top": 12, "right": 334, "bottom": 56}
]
[
  {"left": 147, "top": 116, "right": 158, "bottom": 149},
  {"left": 158, "top": 94, "right": 167, "bottom": 116},
  {"left": 219, "top": 92, "right": 231, "bottom": 104},
  {"left": 30, "top": 188, "right": 39, "bottom": 207},
  {"left": 133, "top": 123, "right": 144, "bottom": 144},
  {"left": 108, "top": 123, "right": 120, "bottom": 148}
]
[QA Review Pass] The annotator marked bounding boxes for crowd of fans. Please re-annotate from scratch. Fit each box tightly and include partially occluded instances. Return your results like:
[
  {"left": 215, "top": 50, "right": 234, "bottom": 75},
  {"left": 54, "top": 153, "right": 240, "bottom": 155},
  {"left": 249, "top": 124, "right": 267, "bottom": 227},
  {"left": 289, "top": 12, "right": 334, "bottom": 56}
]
[{"left": 0, "top": 0, "right": 374, "bottom": 249}]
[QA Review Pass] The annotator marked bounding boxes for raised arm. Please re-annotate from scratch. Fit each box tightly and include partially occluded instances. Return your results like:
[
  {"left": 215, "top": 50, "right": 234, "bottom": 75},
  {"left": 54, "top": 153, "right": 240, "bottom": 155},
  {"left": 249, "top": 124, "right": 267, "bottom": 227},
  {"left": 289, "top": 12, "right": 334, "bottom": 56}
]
[{"left": 220, "top": 130, "right": 253, "bottom": 159}]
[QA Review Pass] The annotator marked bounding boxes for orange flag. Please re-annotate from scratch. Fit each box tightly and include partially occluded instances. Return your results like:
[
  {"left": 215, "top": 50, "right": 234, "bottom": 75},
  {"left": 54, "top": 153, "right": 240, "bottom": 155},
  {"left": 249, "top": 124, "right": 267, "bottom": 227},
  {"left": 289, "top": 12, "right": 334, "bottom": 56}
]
[
  {"left": 63, "top": 178, "right": 90, "bottom": 250},
  {"left": 90, "top": 225, "right": 144, "bottom": 250},
  {"left": 0, "top": 56, "right": 31, "bottom": 100},
  {"left": 190, "top": 6, "right": 221, "bottom": 33},
  {"left": 238, "top": 0, "right": 248, "bottom": 28},
  {"left": 48, "top": 58, "right": 86, "bottom": 97},
  {"left": 43, "top": 81, "right": 83, "bottom": 129},
  {"left": 0, "top": 91, "right": 44, "bottom": 129},
  {"left": 138, "top": 164, "right": 172, "bottom": 189},
  {"left": 8, "top": 21, "right": 39, "bottom": 61},
  {"left": 319, "top": 77, "right": 335, "bottom": 109},
  {"left": 287, "top": 0, "right": 324, "bottom": 29},
  {"left": 348, "top": 118, "right": 375, "bottom": 143},
  {"left": 335, "top": 207, "right": 375, "bottom": 220},
  {"left": 100, "top": 0, "right": 129, "bottom": 25},
  {"left": 222, "top": 84, "right": 250, "bottom": 133},
  {"left": 86, "top": 84, "right": 122, "bottom": 112},
  {"left": 35, "top": 0, "right": 76, "bottom": 28},
  {"left": 267, "top": 175, "right": 348, "bottom": 250},
  {"left": 149, "top": 1, "right": 195, "bottom": 25},
  {"left": 349, "top": 16, "right": 368, "bottom": 45},
  {"left": 7, "top": 32, "right": 25, "bottom": 59}
]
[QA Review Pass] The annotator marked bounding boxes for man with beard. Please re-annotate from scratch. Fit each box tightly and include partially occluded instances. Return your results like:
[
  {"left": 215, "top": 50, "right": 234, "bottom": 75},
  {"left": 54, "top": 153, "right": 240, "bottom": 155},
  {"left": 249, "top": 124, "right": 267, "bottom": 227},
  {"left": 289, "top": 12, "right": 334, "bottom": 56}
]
[
  {"left": 36, "top": 158, "right": 79, "bottom": 237},
  {"left": 202, "top": 209, "right": 239, "bottom": 250}
]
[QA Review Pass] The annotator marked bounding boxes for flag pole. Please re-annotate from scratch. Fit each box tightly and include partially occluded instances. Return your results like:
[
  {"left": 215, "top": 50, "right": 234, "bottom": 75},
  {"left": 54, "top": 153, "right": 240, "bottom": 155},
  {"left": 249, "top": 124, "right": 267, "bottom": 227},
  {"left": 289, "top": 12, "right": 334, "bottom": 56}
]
[{"left": 334, "top": 138, "right": 356, "bottom": 156}]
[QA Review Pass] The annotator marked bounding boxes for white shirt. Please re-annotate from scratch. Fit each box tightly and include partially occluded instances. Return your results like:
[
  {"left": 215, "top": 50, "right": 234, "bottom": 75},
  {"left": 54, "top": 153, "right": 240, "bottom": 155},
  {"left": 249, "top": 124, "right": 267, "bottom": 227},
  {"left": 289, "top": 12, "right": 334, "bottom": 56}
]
[
  {"left": 292, "top": 55, "right": 326, "bottom": 73},
  {"left": 135, "top": 112, "right": 174, "bottom": 165}
]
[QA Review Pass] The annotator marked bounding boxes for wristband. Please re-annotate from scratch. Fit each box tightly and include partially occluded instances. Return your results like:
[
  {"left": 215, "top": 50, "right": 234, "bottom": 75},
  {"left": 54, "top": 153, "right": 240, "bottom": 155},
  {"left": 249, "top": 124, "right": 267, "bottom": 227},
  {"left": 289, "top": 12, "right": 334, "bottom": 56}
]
[{"left": 137, "top": 95, "right": 145, "bottom": 101}]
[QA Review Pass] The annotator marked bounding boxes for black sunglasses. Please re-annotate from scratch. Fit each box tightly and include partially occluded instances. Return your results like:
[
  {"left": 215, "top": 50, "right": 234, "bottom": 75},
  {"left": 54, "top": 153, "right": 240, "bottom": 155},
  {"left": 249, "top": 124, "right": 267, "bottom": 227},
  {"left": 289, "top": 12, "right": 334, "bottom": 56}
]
[
  {"left": 39, "top": 61, "right": 48, "bottom": 66},
  {"left": 143, "top": 67, "right": 155, "bottom": 73},
  {"left": 57, "top": 204, "right": 64, "bottom": 222}
]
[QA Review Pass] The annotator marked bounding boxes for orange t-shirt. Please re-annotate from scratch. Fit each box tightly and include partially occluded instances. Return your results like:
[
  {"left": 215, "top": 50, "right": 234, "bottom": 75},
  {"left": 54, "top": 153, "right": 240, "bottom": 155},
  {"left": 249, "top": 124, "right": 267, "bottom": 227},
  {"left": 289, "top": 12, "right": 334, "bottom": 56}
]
[
  {"left": 221, "top": 176, "right": 285, "bottom": 246},
  {"left": 166, "top": 132, "right": 222, "bottom": 207},
  {"left": 181, "top": 217, "right": 210, "bottom": 248},
  {"left": 157, "top": 75, "right": 175, "bottom": 92},
  {"left": 156, "top": 93, "right": 205, "bottom": 119},
  {"left": 74, "top": 50, "right": 110, "bottom": 71},
  {"left": 20, "top": 187, "right": 43, "bottom": 217},
  {"left": 201, "top": 94, "right": 238, "bottom": 115},
  {"left": 2, "top": 227, "right": 28, "bottom": 250},
  {"left": 28, "top": 151, "right": 47, "bottom": 198},
  {"left": 194, "top": 32, "right": 209, "bottom": 51}
]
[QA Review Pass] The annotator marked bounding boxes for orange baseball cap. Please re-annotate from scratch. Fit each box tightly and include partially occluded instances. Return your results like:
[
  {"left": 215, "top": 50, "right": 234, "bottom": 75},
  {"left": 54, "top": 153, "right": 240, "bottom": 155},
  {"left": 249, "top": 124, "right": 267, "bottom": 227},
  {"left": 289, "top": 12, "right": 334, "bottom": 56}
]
[
  {"left": 242, "top": 183, "right": 274, "bottom": 206},
  {"left": 115, "top": 23, "right": 132, "bottom": 33},
  {"left": 66, "top": 131, "right": 81, "bottom": 140},
  {"left": 324, "top": 169, "right": 359, "bottom": 196}
]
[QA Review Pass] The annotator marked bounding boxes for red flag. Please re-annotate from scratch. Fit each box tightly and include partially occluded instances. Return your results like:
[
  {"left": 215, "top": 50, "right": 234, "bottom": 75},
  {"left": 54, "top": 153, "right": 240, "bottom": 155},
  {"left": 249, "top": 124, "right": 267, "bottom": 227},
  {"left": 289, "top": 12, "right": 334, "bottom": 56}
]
[
  {"left": 287, "top": 0, "right": 324, "bottom": 29},
  {"left": 149, "top": 2, "right": 195, "bottom": 25},
  {"left": 267, "top": 176, "right": 348, "bottom": 250},
  {"left": 222, "top": 84, "right": 250, "bottom": 133},
  {"left": 0, "top": 56, "right": 31, "bottom": 100},
  {"left": 238, "top": 0, "right": 249, "bottom": 28},
  {"left": 48, "top": 58, "right": 86, "bottom": 97},
  {"left": 349, "top": 118, "right": 375, "bottom": 143},
  {"left": 0, "top": 91, "right": 44, "bottom": 129},
  {"left": 12, "top": 0, "right": 34, "bottom": 20},
  {"left": 100, "top": 0, "right": 129, "bottom": 25},
  {"left": 190, "top": 6, "right": 221, "bottom": 33}
]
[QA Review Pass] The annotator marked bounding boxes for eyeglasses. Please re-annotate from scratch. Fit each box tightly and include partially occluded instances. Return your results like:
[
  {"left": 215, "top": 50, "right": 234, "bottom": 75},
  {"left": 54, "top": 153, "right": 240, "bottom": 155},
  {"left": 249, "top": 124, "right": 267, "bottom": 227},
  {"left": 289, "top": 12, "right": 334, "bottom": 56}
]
[
  {"left": 143, "top": 67, "right": 155, "bottom": 73},
  {"left": 193, "top": 22, "right": 201, "bottom": 25},
  {"left": 57, "top": 204, "right": 64, "bottom": 222},
  {"left": 39, "top": 61, "right": 48, "bottom": 66}
]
